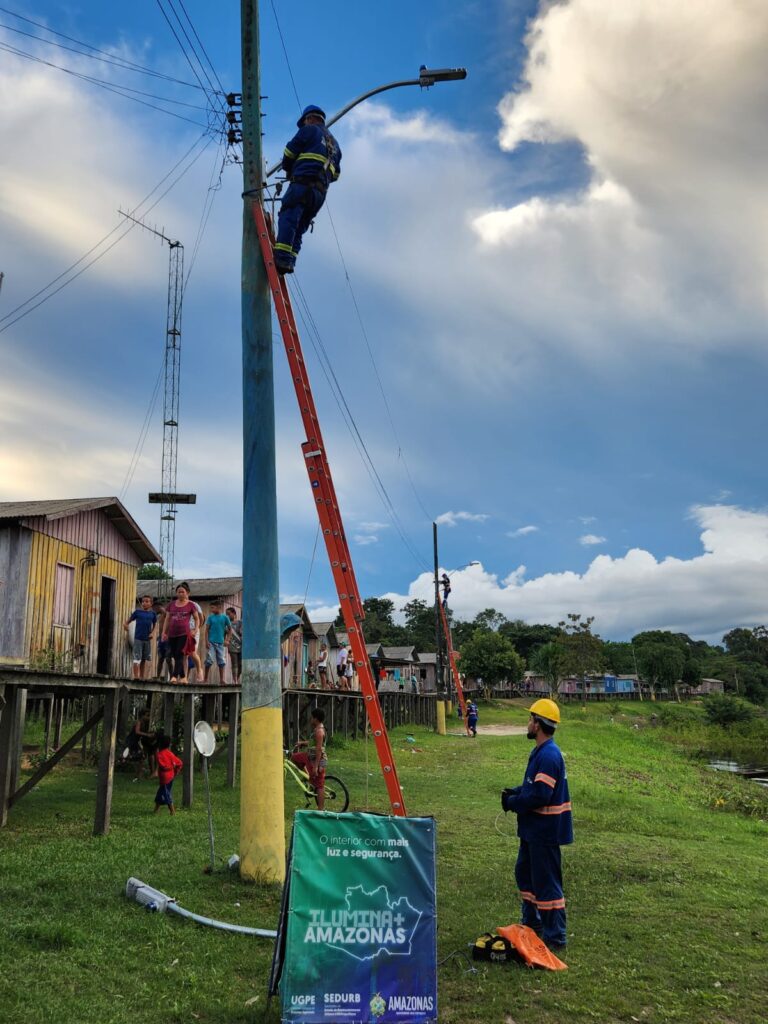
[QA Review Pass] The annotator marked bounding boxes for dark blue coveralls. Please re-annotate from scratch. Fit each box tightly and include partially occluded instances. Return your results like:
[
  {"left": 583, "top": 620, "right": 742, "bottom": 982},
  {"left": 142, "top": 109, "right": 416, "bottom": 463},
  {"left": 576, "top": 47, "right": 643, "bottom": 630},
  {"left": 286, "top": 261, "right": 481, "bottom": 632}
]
[
  {"left": 274, "top": 119, "right": 342, "bottom": 272},
  {"left": 502, "top": 737, "right": 573, "bottom": 946}
]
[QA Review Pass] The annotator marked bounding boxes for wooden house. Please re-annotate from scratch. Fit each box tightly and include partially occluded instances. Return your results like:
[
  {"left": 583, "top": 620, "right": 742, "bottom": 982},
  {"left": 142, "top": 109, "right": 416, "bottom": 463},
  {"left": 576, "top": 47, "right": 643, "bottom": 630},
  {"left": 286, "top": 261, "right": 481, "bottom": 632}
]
[{"left": 0, "top": 498, "right": 160, "bottom": 676}]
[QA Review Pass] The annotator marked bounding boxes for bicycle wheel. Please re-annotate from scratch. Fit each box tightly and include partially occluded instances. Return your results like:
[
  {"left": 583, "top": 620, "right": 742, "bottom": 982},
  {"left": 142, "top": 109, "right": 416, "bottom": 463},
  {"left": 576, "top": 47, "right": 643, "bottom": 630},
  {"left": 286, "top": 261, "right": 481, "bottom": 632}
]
[{"left": 318, "top": 775, "right": 349, "bottom": 812}]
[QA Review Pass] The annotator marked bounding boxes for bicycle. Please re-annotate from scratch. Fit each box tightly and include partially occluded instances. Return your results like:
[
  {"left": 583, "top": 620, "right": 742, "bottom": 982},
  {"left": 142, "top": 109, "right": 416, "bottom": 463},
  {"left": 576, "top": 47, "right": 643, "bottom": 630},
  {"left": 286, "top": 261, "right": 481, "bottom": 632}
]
[{"left": 283, "top": 749, "right": 350, "bottom": 812}]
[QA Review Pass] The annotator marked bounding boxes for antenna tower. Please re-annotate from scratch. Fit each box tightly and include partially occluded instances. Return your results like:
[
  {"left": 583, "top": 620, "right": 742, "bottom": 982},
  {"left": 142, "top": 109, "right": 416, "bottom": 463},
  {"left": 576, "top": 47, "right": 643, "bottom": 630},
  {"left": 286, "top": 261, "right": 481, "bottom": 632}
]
[{"left": 120, "top": 211, "right": 195, "bottom": 596}]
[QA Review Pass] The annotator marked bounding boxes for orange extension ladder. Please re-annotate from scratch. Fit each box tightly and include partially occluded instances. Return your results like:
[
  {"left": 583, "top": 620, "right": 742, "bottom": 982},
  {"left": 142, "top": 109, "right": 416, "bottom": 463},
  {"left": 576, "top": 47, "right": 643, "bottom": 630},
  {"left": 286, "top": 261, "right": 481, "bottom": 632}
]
[
  {"left": 252, "top": 201, "right": 406, "bottom": 816},
  {"left": 438, "top": 598, "right": 469, "bottom": 732}
]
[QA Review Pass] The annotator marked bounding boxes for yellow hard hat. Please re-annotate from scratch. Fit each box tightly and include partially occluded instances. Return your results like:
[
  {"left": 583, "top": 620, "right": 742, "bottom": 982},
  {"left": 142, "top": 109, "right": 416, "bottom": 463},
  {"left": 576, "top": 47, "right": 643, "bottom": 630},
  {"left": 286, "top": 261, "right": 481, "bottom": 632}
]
[{"left": 529, "top": 698, "right": 561, "bottom": 726}]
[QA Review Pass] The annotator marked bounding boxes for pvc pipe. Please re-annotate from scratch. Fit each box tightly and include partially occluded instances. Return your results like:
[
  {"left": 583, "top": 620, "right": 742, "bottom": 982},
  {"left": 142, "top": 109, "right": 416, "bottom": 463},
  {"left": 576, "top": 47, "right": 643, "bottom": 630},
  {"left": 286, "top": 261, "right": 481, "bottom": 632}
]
[{"left": 125, "top": 878, "right": 276, "bottom": 939}]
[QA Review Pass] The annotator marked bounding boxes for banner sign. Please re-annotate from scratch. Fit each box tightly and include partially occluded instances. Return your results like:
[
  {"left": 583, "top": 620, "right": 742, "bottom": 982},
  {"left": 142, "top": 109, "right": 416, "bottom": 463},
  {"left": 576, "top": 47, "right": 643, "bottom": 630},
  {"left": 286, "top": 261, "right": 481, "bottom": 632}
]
[{"left": 281, "top": 810, "right": 437, "bottom": 1023}]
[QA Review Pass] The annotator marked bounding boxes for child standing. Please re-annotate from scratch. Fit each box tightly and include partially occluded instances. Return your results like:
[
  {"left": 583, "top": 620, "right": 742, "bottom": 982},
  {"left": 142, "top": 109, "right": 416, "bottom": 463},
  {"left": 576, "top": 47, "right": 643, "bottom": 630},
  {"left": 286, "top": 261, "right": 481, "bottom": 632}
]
[
  {"left": 154, "top": 734, "right": 183, "bottom": 815},
  {"left": 466, "top": 698, "right": 479, "bottom": 737},
  {"left": 203, "top": 600, "right": 231, "bottom": 683},
  {"left": 290, "top": 706, "right": 327, "bottom": 810}
]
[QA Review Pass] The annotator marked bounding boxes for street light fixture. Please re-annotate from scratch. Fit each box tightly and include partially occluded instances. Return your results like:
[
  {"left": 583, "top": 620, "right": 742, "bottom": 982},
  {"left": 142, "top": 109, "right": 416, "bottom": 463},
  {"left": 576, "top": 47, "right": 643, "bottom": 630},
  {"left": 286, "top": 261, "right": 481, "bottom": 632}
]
[{"left": 265, "top": 64, "right": 468, "bottom": 177}]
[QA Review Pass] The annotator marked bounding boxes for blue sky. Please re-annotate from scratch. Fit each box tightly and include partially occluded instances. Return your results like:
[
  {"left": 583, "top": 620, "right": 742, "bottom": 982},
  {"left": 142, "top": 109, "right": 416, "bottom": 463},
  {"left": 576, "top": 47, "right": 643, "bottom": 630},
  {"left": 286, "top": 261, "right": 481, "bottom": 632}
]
[{"left": 2, "top": 0, "right": 768, "bottom": 641}]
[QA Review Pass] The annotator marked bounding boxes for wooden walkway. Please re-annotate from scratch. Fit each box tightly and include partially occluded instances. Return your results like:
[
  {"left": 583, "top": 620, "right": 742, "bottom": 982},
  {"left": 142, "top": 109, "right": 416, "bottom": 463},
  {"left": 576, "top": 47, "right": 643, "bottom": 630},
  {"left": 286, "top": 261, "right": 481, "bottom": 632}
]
[
  {"left": 0, "top": 670, "right": 439, "bottom": 836},
  {"left": 0, "top": 668, "right": 239, "bottom": 836}
]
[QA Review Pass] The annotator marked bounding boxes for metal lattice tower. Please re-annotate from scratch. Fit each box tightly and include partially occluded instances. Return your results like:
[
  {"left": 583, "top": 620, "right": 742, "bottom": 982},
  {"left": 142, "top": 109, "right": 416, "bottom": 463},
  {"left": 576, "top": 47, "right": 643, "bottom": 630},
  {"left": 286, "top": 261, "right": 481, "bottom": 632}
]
[
  {"left": 120, "top": 211, "right": 194, "bottom": 596},
  {"left": 159, "top": 239, "right": 184, "bottom": 596}
]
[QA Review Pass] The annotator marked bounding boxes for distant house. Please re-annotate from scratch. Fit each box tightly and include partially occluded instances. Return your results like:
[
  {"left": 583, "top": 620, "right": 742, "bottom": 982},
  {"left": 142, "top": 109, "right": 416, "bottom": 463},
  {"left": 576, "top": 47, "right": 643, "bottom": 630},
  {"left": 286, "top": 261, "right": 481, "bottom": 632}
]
[
  {"left": 688, "top": 677, "right": 725, "bottom": 696},
  {"left": 416, "top": 652, "right": 437, "bottom": 692},
  {"left": 378, "top": 646, "right": 419, "bottom": 692},
  {"left": 0, "top": 497, "right": 160, "bottom": 676}
]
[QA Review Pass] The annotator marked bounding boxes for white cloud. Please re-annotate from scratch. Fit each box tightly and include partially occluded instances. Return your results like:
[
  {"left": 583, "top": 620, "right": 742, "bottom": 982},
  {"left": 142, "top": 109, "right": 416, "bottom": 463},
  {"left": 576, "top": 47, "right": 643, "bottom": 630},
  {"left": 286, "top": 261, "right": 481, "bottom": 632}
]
[
  {"left": 509, "top": 525, "right": 539, "bottom": 537},
  {"left": 579, "top": 534, "right": 606, "bottom": 546},
  {"left": 381, "top": 505, "right": 768, "bottom": 642},
  {"left": 436, "top": 511, "right": 490, "bottom": 528},
  {"left": 354, "top": 534, "right": 379, "bottom": 546}
]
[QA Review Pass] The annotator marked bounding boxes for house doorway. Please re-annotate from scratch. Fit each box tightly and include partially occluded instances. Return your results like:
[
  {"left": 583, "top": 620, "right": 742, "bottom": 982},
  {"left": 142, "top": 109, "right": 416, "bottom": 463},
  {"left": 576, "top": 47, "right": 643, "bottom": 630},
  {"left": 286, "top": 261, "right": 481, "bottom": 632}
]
[{"left": 96, "top": 576, "right": 116, "bottom": 675}]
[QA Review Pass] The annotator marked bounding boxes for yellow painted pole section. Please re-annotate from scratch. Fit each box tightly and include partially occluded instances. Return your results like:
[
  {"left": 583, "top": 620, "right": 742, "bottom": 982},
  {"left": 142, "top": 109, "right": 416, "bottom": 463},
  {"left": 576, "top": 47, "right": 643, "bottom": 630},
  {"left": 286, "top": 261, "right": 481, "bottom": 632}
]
[
  {"left": 436, "top": 700, "right": 446, "bottom": 736},
  {"left": 240, "top": 708, "right": 285, "bottom": 882},
  {"left": 446, "top": 700, "right": 453, "bottom": 715}
]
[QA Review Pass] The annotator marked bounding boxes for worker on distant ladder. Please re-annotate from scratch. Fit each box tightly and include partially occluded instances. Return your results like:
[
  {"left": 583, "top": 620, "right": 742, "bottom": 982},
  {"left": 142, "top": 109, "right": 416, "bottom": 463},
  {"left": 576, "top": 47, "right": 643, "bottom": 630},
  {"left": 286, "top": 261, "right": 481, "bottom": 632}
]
[{"left": 273, "top": 105, "right": 342, "bottom": 275}]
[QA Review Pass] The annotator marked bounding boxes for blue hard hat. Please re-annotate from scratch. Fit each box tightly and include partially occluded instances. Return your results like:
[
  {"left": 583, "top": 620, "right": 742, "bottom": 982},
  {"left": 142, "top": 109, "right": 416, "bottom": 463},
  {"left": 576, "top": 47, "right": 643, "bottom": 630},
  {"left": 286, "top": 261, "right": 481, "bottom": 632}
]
[{"left": 297, "top": 104, "right": 326, "bottom": 127}]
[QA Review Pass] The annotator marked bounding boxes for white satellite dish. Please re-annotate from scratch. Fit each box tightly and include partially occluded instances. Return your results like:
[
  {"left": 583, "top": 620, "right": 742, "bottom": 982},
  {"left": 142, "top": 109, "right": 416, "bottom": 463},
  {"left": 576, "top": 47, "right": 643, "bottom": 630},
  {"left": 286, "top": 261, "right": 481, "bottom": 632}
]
[{"left": 193, "top": 721, "right": 216, "bottom": 758}]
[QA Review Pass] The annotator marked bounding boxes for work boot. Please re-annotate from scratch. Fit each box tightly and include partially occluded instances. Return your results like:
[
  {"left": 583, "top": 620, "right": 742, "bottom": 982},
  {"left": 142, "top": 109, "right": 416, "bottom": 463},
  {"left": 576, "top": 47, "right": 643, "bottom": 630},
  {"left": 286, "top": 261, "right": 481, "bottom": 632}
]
[{"left": 275, "top": 262, "right": 294, "bottom": 275}]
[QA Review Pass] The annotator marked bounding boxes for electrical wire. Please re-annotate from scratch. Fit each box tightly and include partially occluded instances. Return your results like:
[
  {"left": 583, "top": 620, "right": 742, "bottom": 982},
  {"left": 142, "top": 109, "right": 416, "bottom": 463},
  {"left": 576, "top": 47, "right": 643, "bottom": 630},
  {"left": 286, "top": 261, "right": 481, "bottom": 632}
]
[
  {"left": 0, "top": 7, "right": 208, "bottom": 88},
  {"left": 269, "top": 0, "right": 302, "bottom": 111},
  {"left": 0, "top": 40, "right": 215, "bottom": 127},
  {"left": 0, "top": 133, "right": 213, "bottom": 335},
  {"left": 183, "top": 138, "right": 228, "bottom": 292},
  {"left": 176, "top": 0, "right": 228, "bottom": 98},
  {"left": 289, "top": 277, "right": 431, "bottom": 573},
  {"left": 119, "top": 356, "right": 166, "bottom": 500},
  {"left": 301, "top": 525, "right": 321, "bottom": 609},
  {"left": 155, "top": 0, "right": 226, "bottom": 122},
  {"left": 324, "top": 205, "right": 435, "bottom": 524}
]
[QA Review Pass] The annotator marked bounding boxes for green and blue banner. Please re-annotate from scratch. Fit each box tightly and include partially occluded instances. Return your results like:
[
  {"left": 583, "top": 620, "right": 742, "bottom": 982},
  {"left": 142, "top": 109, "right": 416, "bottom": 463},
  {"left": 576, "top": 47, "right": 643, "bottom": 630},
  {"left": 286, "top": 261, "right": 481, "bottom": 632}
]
[{"left": 281, "top": 811, "right": 437, "bottom": 1023}]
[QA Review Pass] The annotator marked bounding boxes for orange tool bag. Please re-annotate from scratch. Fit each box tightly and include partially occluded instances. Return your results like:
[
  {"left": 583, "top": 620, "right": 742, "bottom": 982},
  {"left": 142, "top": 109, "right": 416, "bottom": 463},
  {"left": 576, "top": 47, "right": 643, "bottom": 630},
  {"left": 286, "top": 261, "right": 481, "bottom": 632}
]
[{"left": 473, "top": 925, "right": 567, "bottom": 971}]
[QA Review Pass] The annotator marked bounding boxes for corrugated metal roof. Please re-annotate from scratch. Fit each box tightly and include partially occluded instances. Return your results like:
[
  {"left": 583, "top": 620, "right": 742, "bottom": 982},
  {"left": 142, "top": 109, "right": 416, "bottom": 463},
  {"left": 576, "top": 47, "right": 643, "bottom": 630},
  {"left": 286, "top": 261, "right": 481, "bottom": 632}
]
[
  {"left": 137, "top": 576, "right": 245, "bottom": 598},
  {"left": 0, "top": 497, "right": 160, "bottom": 563},
  {"left": 382, "top": 646, "right": 418, "bottom": 662}
]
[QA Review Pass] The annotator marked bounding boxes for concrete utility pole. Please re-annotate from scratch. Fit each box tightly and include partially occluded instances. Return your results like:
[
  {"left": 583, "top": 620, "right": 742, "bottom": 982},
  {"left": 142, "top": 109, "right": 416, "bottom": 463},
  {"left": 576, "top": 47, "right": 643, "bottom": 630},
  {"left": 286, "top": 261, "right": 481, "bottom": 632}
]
[{"left": 240, "top": 0, "right": 285, "bottom": 882}]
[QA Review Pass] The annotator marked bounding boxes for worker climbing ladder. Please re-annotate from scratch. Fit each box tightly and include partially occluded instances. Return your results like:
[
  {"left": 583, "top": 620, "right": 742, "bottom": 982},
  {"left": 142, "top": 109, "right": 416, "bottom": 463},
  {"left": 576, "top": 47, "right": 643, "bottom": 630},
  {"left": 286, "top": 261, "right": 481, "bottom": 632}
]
[
  {"left": 252, "top": 200, "right": 406, "bottom": 817},
  {"left": 438, "top": 599, "right": 469, "bottom": 730}
]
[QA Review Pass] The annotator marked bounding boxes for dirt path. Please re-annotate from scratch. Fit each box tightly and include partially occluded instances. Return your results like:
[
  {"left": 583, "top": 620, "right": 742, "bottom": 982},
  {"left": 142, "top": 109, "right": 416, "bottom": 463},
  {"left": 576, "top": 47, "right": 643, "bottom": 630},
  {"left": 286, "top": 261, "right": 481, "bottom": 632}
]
[{"left": 449, "top": 723, "right": 528, "bottom": 736}]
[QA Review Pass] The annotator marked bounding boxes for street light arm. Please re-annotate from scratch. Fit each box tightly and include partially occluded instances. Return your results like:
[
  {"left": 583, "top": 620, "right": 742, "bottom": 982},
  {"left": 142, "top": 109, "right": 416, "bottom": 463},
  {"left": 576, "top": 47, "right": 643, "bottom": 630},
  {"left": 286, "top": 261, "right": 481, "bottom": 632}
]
[{"left": 265, "top": 66, "right": 467, "bottom": 178}]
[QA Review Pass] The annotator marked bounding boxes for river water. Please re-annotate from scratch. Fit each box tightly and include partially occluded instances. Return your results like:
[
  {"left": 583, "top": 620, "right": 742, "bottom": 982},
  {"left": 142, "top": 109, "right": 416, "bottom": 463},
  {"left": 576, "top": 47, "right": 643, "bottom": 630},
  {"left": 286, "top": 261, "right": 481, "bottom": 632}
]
[{"left": 709, "top": 760, "right": 768, "bottom": 788}]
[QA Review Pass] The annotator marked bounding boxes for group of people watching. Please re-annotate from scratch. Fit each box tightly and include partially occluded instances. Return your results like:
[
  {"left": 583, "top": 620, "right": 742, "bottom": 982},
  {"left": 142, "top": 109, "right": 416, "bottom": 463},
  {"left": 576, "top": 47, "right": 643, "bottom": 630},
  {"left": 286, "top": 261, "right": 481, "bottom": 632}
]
[{"left": 124, "top": 583, "right": 242, "bottom": 685}]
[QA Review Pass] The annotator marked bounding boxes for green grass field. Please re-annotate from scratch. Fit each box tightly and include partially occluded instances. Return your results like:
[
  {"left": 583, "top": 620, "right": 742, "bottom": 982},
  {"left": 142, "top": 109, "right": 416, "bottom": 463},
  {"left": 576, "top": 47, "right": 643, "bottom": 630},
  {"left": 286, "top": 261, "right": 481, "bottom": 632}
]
[{"left": 1, "top": 701, "right": 766, "bottom": 1024}]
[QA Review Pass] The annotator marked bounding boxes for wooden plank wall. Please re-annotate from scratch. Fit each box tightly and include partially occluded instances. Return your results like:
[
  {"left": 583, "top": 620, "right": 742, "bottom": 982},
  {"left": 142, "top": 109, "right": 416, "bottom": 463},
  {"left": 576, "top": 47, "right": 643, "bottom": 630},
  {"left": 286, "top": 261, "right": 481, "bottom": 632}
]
[{"left": 24, "top": 532, "right": 137, "bottom": 677}]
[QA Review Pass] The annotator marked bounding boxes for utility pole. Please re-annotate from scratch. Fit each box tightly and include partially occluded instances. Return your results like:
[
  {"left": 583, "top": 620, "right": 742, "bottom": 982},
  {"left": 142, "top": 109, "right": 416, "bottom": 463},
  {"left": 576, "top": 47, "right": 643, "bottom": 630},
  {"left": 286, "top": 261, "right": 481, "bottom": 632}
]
[
  {"left": 433, "top": 523, "right": 443, "bottom": 695},
  {"left": 239, "top": 0, "right": 285, "bottom": 882}
]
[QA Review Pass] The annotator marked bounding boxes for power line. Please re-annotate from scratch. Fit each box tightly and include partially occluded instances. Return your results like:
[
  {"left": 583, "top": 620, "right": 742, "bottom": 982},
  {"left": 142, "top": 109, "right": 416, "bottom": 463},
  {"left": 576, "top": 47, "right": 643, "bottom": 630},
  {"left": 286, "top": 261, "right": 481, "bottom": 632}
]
[
  {"left": 269, "top": 0, "right": 302, "bottom": 111},
  {"left": 324, "top": 204, "right": 435, "bottom": 524},
  {"left": 0, "top": 41, "right": 215, "bottom": 127},
  {"left": 289, "top": 277, "right": 431, "bottom": 573},
  {"left": 184, "top": 138, "right": 228, "bottom": 291},
  {"left": 154, "top": 0, "right": 224, "bottom": 120},
  {"left": 119, "top": 356, "right": 166, "bottom": 500},
  {"left": 0, "top": 134, "right": 213, "bottom": 334},
  {"left": 0, "top": 7, "right": 207, "bottom": 89},
  {"left": 176, "top": 0, "right": 228, "bottom": 98}
]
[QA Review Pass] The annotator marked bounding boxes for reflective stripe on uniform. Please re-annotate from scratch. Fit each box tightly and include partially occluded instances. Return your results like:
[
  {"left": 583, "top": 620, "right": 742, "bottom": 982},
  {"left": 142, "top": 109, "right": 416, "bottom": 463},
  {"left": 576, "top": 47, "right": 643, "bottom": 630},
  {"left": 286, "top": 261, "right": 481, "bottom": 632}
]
[
  {"left": 284, "top": 147, "right": 296, "bottom": 158},
  {"left": 297, "top": 151, "right": 329, "bottom": 167},
  {"left": 535, "top": 897, "right": 566, "bottom": 910},
  {"left": 274, "top": 242, "right": 297, "bottom": 256},
  {"left": 519, "top": 890, "right": 537, "bottom": 904},
  {"left": 534, "top": 772, "right": 557, "bottom": 788},
  {"left": 533, "top": 801, "right": 572, "bottom": 815}
]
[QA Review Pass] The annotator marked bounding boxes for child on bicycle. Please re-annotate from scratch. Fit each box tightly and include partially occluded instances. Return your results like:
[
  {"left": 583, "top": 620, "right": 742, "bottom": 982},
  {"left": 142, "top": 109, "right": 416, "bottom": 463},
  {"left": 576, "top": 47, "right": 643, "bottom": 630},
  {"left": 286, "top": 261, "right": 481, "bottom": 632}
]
[{"left": 290, "top": 706, "right": 327, "bottom": 810}]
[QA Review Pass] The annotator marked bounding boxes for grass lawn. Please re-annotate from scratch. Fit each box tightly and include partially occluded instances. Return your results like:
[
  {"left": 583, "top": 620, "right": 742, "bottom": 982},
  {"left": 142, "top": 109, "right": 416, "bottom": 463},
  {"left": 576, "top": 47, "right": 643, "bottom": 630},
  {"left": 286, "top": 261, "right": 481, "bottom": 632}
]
[{"left": 1, "top": 700, "right": 766, "bottom": 1024}]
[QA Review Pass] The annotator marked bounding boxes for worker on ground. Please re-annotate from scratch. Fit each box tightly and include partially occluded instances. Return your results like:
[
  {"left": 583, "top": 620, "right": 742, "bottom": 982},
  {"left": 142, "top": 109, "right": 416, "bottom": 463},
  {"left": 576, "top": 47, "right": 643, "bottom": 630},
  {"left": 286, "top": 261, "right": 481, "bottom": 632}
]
[
  {"left": 501, "top": 699, "right": 573, "bottom": 951},
  {"left": 274, "top": 105, "right": 342, "bottom": 275}
]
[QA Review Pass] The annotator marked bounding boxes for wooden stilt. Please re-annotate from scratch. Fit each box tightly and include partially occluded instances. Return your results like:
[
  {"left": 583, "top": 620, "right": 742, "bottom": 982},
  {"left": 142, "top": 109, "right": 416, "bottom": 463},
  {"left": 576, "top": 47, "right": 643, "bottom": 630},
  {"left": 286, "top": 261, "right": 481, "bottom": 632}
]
[
  {"left": 54, "top": 697, "right": 64, "bottom": 748},
  {"left": 227, "top": 693, "right": 239, "bottom": 787},
  {"left": 0, "top": 687, "right": 20, "bottom": 827},
  {"left": 93, "top": 688, "right": 119, "bottom": 836},
  {"left": 8, "top": 688, "right": 27, "bottom": 796},
  {"left": 163, "top": 693, "right": 175, "bottom": 740},
  {"left": 182, "top": 693, "right": 194, "bottom": 807}
]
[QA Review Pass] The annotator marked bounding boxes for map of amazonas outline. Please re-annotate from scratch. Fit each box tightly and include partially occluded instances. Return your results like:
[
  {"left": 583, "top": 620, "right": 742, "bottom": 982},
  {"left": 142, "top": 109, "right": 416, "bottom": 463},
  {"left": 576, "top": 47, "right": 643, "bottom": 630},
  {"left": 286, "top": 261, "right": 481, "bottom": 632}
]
[{"left": 302, "top": 885, "right": 423, "bottom": 962}]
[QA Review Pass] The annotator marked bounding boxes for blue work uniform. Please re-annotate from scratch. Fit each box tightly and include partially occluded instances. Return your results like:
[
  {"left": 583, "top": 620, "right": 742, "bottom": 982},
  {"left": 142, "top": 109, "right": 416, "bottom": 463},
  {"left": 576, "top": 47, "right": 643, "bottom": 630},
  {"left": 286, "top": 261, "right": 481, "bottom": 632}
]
[
  {"left": 502, "top": 737, "right": 573, "bottom": 946},
  {"left": 274, "top": 123, "right": 341, "bottom": 271},
  {"left": 466, "top": 701, "right": 478, "bottom": 736}
]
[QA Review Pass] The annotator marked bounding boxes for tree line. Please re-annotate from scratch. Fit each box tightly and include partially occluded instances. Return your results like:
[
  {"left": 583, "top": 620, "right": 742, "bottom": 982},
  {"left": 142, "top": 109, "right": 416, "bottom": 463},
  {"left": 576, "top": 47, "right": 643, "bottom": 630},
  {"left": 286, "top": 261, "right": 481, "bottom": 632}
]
[{"left": 338, "top": 599, "right": 768, "bottom": 705}]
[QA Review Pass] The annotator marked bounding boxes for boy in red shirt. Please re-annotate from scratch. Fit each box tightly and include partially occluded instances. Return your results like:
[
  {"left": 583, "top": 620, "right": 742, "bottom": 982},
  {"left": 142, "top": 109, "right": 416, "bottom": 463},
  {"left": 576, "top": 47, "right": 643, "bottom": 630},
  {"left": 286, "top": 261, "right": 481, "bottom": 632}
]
[{"left": 154, "top": 734, "right": 183, "bottom": 815}]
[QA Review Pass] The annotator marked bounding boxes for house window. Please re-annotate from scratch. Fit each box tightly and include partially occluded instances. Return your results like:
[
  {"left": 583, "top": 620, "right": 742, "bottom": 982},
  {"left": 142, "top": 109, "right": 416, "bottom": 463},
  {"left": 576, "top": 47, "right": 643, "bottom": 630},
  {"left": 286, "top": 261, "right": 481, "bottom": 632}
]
[{"left": 53, "top": 562, "right": 75, "bottom": 626}]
